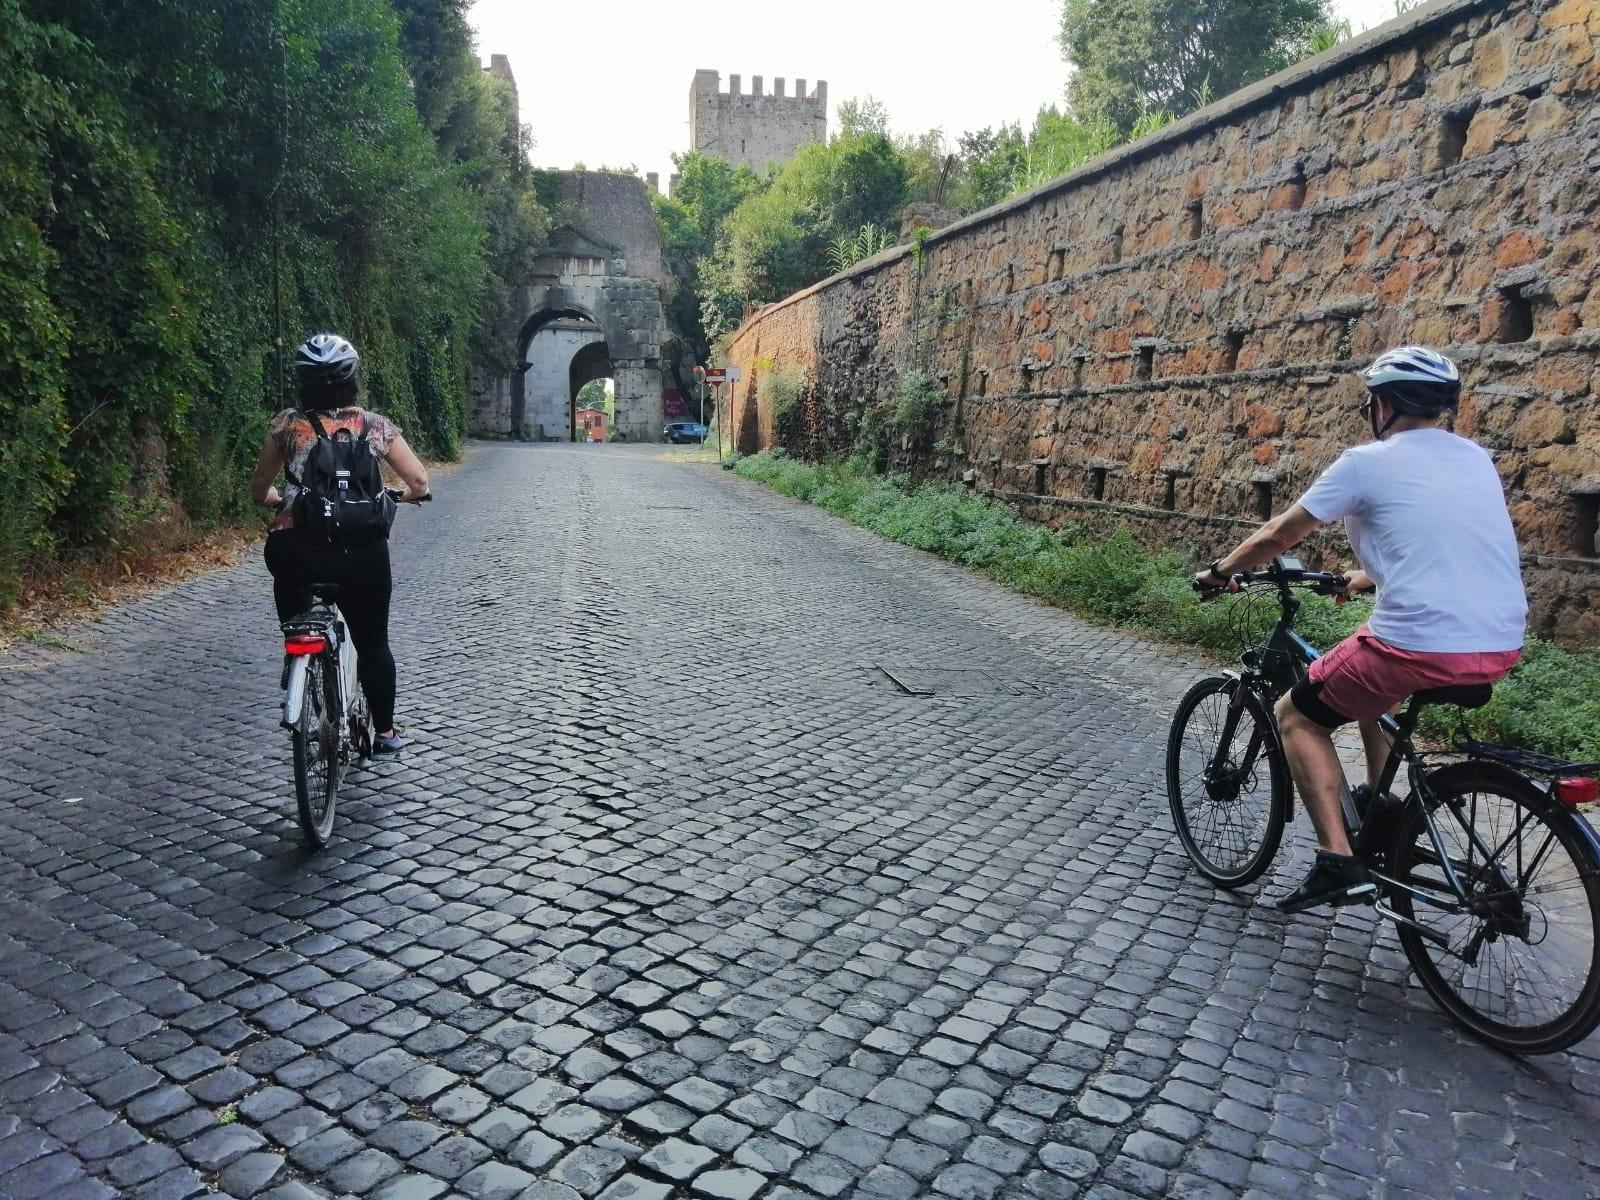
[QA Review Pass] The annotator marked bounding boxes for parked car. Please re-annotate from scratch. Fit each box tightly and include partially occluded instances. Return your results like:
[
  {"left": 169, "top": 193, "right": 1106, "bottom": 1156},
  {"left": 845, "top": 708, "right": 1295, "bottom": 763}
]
[{"left": 664, "top": 421, "right": 708, "bottom": 444}]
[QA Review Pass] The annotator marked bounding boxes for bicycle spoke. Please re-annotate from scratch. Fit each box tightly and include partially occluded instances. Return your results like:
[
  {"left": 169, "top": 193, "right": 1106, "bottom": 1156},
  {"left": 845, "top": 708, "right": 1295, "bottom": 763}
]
[{"left": 1169, "top": 685, "right": 1279, "bottom": 877}]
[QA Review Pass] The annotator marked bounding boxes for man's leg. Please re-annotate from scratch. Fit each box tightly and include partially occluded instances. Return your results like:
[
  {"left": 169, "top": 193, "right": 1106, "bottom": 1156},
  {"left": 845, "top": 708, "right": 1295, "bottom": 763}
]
[
  {"left": 1273, "top": 685, "right": 1376, "bottom": 913},
  {"left": 1275, "top": 694, "right": 1352, "bottom": 857},
  {"left": 1358, "top": 720, "right": 1393, "bottom": 791}
]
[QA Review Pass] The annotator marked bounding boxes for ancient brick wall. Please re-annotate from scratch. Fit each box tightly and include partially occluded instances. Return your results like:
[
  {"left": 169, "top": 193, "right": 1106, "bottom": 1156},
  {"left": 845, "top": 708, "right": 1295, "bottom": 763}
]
[
  {"left": 689, "top": 70, "right": 828, "bottom": 174},
  {"left": 725, "top": 0, "right": 1600, "bottom": 645}
]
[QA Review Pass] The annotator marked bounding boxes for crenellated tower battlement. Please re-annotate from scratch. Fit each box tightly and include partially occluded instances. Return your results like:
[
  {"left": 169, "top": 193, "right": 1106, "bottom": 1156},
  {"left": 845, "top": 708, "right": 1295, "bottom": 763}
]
[{"left": 688, "top": 68, "right": 827, "bottom": 174}]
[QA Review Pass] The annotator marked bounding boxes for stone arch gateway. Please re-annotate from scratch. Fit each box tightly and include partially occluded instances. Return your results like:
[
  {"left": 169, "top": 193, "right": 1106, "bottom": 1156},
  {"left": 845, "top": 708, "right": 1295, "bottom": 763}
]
[{"left": 472, "top": 171, "right": 669, "bottom": 443}]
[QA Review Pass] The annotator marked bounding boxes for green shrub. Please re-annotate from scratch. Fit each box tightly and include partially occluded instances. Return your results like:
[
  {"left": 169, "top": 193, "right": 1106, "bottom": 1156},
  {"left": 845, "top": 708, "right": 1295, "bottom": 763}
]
[
  {"left": 763, "top": 366, "right": 805, "bottom": 427},
  {"left": 889, "top": 371, "right": 941, "bottom": 444},
  {"left": 732, "top": 451, "right": 1600, "bottom": 760}
]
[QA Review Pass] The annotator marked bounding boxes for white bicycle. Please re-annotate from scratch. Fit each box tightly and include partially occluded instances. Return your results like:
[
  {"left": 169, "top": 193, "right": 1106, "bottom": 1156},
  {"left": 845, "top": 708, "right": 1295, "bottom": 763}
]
[{"left": 279, "top": 488, "right": 426, "bottom": 846}]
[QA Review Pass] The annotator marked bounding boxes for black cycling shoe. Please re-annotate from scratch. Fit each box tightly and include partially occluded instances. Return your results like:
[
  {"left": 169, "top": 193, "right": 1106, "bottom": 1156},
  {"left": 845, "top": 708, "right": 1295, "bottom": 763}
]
[
  {"left": 1350, "top": 783, "right": 1399, "bottom": 822},
  {"left": 1277, "top": 851, "right": 1377, "bottom": 914}
]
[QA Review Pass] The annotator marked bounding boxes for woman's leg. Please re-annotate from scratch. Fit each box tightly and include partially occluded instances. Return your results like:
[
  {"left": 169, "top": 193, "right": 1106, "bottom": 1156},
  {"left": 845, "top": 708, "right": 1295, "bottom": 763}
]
[
  {"left": 263, "top": 533, "right": 312, "bottom": 622},
  {"left": 337, "top": 543, "right": 397, "bottom": 734}
]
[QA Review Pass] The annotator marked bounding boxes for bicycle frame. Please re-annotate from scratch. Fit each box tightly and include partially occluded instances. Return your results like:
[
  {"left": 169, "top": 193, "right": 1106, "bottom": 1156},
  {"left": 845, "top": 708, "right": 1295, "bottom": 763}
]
[{"left": 1224, "top": 567, "right": 1516, "bottom": 930}]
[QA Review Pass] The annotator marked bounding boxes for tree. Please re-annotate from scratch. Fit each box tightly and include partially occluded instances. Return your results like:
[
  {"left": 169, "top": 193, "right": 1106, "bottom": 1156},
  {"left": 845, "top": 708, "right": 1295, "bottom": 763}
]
[
  {"left": 389, "top": 0, "right": 475, "bottom": 135},
  {"left": 946, "top": 107, "right": 1118, "bottom": 213},
  {"left": 651, "top": 153, "right": 761, "bottom": 361},
  {"left": 836, "top": 95, "right": 891, "bottom": 137},
  {"left": 575, "top": 379, "right": 611, "bottom": 414},
  {"left": 1059, "top": 0, "right": 1331, "bottom": 132}
]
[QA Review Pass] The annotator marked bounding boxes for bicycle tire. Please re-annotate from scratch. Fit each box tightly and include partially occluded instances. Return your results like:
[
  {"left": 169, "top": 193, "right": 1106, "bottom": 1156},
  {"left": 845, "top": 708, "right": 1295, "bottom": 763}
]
[
  {"left": 1388, "top": 761, "right": 1600, "bottom": 1055},
  {"left": 1166, "top": 675, "right": 1291, "bottom": 888},
  {"left": 292, "top": 655, "right": 338, "bottom": 847}
]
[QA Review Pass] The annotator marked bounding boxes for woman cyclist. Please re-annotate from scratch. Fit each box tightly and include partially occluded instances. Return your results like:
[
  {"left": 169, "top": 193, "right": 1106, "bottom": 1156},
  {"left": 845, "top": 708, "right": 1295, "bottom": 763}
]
[{"left": 249, "top": 333, "right": 431, "bottom": 757}]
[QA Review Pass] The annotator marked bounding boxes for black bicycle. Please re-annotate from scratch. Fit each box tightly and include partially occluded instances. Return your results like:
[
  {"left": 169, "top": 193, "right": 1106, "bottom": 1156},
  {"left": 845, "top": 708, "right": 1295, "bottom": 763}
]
[{"left": 1166, "top": 556, "right": 1600, "bottom": 1054}]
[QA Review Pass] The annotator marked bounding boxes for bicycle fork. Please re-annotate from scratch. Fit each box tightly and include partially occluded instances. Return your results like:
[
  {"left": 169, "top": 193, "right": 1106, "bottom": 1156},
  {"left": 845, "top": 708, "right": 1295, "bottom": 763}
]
[{"left": 1208, "top": 678, "right": 1285, "bottom": 814}]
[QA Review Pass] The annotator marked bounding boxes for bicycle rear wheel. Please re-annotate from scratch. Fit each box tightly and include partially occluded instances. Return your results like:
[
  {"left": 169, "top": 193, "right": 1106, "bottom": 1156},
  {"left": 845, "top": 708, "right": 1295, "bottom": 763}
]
[
  {"left": 1166, "top": 676, "right": 1290, "bottom": 888},
  {"left": 1388, "top": 761, "right": 1600, "bottom": 1055},
  {"left": 292, "top": 656, "right": 339, "bottom": 847}
]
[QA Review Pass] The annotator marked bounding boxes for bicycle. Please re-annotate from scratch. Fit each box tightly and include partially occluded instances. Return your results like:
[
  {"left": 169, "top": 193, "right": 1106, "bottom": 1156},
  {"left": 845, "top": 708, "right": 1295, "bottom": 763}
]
[
  {"left": 1165, "top": 556, "right": 1600, "bottom": 1054},
  {"left": 279, "top": 488, "right": 428, "bottom": 847}
]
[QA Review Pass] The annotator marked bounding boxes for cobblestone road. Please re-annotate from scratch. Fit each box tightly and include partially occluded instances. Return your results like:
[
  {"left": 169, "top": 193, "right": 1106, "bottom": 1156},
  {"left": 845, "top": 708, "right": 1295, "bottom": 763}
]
[{"left": 1, "top": 443, "right": 1596, "bottom": 1200}]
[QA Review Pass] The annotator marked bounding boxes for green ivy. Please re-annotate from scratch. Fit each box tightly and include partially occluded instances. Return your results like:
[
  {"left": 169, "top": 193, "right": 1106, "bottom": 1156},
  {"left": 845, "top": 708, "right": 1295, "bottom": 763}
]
[{"left": 0, "top": 0, "right": 545, "bottom": 607}]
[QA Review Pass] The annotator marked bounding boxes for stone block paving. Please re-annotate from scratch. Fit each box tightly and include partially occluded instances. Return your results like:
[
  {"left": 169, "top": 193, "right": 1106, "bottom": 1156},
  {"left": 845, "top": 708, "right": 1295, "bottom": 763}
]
[{"left": 0, "top": 442, "right": 1596, "bottom": 1200}]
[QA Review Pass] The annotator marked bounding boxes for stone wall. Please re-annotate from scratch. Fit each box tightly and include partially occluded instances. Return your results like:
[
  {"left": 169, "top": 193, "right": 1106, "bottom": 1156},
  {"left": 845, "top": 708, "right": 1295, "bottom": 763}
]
[
  {"left": 724, "top": 0, "right": 1600, "bottom": 645},
  {"left": 689, "top": 69, "right": 827, "bottom": 174}
]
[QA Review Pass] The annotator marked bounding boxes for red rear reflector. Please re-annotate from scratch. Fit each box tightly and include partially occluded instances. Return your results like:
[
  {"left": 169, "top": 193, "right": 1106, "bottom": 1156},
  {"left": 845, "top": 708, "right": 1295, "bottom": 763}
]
[
  {"left": 1555, "top": 777, "right": 1599, "bottom": 807},
  {"left": 284, "top": 634, "right": 327, "bottom": 656}
]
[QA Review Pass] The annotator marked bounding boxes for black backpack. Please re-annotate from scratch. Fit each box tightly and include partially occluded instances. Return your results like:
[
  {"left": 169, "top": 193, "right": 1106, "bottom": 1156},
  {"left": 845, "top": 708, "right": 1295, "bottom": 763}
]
[{"left": 286, "top": 410, "right": 395, "bottom": 542}]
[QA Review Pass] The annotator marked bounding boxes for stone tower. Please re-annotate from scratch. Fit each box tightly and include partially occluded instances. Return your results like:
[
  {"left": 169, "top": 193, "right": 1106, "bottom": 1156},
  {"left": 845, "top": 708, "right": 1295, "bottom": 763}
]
[{"left": 688, "top": 69, "right": 827, "bottom": 174}]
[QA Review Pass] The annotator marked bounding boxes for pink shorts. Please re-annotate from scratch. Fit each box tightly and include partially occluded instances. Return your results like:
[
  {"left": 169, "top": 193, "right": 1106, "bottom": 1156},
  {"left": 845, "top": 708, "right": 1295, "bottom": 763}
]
[{"left": 1296, "top": 625, "right": 1521, "bottom": 726}]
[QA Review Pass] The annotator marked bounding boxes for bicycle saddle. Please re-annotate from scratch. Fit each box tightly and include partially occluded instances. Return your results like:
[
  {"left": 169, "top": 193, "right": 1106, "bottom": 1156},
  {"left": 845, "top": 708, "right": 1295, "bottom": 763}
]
[
  {"left": 309, "top": 582, "right": 342, "bottom": 601},
  {"left": 1411, "top": 683, "right": 1493, "bottom": 710}
]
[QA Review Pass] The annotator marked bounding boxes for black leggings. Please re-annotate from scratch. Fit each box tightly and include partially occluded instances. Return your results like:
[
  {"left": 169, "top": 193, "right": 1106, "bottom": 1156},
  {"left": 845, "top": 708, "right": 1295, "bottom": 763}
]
[{"left": 265, "top": 531, "right": 397, "bottom": 732}]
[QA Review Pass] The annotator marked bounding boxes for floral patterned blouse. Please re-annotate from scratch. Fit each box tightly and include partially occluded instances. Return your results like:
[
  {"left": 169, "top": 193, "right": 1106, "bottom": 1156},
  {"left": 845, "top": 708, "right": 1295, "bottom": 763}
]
[{"left": 268, "top": 407, "right": 399, "bottom": 532}]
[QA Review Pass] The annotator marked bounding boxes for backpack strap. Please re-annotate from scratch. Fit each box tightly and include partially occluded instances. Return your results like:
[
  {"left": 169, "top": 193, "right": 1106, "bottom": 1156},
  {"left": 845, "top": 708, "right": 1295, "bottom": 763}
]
[
  {"left": 283, "top": 408, "right": 333, "bottom": 488},
  {"left": 301, "top": 408, "right": 333, "bottom": 442}
]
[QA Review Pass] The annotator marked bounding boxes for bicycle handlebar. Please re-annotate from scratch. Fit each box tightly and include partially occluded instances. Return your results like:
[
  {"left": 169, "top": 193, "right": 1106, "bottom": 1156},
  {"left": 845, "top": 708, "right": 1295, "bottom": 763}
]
[
  {"left": 1191, "top": 558, "right": 1348, "bottom": 598},
  {"left": 385, "top": 487, "right": 432, "bottom": 505}
]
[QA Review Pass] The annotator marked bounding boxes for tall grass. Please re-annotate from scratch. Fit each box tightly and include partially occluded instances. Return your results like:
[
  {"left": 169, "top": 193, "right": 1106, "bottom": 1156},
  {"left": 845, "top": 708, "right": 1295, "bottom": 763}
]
[{"left": 734, "top": 452, "right": 1600, "bottom": 761}]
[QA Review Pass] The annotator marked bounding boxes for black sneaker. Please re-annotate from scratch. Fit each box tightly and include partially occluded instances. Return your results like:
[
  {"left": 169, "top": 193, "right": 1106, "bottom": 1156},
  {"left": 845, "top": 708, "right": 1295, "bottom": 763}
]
[
  {"left": 1277, "top": 851, "right": 1376, "bottom": 913},
  {"left": 1350, "top": 783, "right": 1399, "bottom": 822}
]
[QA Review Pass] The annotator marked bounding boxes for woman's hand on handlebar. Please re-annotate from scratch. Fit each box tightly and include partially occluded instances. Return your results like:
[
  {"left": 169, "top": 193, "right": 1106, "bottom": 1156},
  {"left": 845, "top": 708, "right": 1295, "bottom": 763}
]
[{"left": 385, "top": 487, "right": 432, "bottom": 505}]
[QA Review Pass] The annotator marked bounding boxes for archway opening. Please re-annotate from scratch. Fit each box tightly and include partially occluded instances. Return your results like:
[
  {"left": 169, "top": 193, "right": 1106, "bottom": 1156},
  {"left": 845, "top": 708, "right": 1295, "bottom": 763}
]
[
  {"left": 520, "top": 308, "right": 606, "bottom": 441},
  {"left": 569, "top": 340, "right": 616, "bottom": 443}
]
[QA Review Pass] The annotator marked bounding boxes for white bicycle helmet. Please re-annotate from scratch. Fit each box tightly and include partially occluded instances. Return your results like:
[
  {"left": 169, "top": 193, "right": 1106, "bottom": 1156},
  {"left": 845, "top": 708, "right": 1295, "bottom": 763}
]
[
  {"left": 293, "top": 332, "right": 361, "bottom": 387},
  {"left": 1358, "top": 345, "right": 1460, "bottom": 415}
]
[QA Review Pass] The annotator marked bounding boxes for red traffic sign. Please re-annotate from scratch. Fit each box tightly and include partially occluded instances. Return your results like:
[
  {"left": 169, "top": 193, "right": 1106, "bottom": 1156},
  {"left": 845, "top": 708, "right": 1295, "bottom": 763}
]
[
  {"left": 702, "top": 367, "right": 727, "bottom": 382},
  {"left": 692, "top": 364, "right": 706, "bottom": 383}
]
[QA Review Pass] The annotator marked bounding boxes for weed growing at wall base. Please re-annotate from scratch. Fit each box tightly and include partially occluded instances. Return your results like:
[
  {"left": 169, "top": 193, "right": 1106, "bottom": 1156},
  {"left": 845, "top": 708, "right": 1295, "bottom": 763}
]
[{"left": 733, "top": 452, "right": 1600, "bottom": 761}]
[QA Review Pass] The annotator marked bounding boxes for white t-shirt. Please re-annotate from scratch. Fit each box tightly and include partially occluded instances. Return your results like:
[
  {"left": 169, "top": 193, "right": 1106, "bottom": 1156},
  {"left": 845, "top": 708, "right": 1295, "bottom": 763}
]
[{"left": 1296, "top": 428, "right": 1527, "bottom": 653}]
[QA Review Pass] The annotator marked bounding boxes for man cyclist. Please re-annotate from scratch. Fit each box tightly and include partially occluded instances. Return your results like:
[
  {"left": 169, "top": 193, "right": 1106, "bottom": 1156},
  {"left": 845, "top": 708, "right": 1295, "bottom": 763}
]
[{"left": 1194, "top": 346, "right": 1526, "bottom": 913}]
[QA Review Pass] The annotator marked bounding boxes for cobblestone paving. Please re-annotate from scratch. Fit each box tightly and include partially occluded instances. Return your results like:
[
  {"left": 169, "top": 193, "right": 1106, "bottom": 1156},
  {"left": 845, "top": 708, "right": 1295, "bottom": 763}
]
[{"left": 1, "top": 442, "right": 1596, "bottom": 1200}]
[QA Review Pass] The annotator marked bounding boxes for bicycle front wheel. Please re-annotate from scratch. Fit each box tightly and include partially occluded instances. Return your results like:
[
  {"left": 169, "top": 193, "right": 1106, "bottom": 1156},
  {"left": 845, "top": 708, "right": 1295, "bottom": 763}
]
[
  {"left": 1388, "top": 762, "right": 1600, "bottom": 1055},
  {"left": 292, "top": 656, "right": 339, "bottom": 847},
  {"left": 1166, "top": 676, "right": 1290, "bottom": 888}
]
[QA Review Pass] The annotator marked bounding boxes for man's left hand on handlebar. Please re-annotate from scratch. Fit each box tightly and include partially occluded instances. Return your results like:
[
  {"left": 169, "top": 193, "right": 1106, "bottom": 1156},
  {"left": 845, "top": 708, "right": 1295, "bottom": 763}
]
[{"left": 1192, "top": 557, "right": 1241, "bottom": 598}]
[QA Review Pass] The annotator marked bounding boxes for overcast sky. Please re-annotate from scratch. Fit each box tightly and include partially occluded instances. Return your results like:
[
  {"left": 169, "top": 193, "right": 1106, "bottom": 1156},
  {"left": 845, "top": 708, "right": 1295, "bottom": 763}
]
[{"left": 467, "top": 0, "right": 1414, "bottom": 182}]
